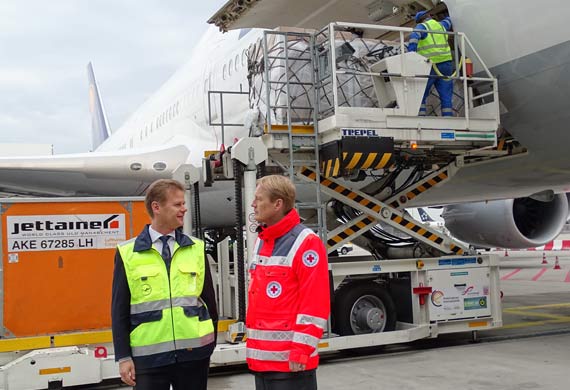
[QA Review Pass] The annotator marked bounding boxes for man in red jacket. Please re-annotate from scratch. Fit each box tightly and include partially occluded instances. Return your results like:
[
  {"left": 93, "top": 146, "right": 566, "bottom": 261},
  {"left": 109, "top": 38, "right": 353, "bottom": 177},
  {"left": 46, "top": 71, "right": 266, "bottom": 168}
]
[{"left": 247, "top": 175, "right": 330, "bottom": 390}]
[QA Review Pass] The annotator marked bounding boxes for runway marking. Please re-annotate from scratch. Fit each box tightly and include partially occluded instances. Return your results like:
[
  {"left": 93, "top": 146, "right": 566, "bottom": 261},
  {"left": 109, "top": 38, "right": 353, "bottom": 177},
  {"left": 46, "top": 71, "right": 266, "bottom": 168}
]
[
  {"left": 500, "top": 268, "right": 521, "bottom": 280},
  {"left": 504, "top": 302, "right": 570, "bottom": 311},
  {"left": 531, "top": 268, "right": 548, "bottom": 281},
  {"left": 503, "top": 310, "right": 570, "bottom": 320},
  {"left": 565, "top": 271, "right": 570, "bottom": 283},
  {"left": 501, "top": 303, "right": 570, "bottom": 329},
  {"left": 500, "top": 318, "right": 570, "bottom": 330}
]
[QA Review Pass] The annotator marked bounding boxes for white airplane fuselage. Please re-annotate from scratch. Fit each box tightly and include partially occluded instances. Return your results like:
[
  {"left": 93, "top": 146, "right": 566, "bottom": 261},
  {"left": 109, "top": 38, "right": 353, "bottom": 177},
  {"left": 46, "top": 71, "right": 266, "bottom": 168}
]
[
  {"left": 99, "top": 0, "right": 570, "bottom": 202},
  {"left": 1, "top": 0, "right": 569, "bottom": 228}
]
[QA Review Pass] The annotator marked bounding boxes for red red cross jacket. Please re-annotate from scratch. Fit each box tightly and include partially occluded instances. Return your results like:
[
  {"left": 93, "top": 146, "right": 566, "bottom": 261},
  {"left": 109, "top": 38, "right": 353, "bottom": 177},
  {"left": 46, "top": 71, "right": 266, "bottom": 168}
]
[{"left": 246, "top": 209, "right": 330, "bottom": 372}]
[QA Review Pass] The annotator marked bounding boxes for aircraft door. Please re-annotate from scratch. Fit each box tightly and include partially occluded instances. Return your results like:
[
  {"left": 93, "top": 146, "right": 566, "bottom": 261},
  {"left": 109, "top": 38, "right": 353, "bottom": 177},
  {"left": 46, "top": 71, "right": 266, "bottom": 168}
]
[{"left": 205, "top": 70, "right": 223, "bottom": 148}]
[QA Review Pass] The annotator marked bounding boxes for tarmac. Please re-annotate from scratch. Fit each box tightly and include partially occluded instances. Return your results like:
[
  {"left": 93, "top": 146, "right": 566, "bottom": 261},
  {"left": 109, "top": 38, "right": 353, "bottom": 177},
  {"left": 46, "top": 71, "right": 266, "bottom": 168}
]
[
  {"left": 106, "top": 252, "right": 570, "bottom": 389},
  {"left": 208, "top": 252, "right": 570, "bottom": 390}
]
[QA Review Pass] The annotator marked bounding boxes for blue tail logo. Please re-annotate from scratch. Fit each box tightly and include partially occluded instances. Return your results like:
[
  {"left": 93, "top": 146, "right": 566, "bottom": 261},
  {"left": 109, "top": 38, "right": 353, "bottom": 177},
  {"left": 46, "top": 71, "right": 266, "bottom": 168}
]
[{"left": 87, "top": 62, "right": 111, "bottom": 150}]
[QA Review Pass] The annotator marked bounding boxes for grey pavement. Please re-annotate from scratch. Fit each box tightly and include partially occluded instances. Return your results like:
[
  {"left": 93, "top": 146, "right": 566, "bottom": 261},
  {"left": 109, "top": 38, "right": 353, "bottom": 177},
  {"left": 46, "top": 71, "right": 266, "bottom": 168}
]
[
  {"left": 208, "top": 334, "right": 569, "bottom": 389},
  {"left": 108, "top": 251, "right": 570, "bottom": 389}
]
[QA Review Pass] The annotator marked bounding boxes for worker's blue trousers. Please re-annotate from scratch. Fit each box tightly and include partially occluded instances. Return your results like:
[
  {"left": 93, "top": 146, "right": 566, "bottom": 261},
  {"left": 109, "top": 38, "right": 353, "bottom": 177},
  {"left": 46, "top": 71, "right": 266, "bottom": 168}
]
[{"left": 419, "top": 60, "right": 454, "bottom": 117}]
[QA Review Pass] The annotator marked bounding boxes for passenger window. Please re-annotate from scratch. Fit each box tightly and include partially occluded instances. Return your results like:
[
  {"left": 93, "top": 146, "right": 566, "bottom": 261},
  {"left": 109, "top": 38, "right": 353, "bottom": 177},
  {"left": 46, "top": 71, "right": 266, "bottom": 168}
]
[{"left": 228, "top": 60, "right": 233, "bottom": 76}]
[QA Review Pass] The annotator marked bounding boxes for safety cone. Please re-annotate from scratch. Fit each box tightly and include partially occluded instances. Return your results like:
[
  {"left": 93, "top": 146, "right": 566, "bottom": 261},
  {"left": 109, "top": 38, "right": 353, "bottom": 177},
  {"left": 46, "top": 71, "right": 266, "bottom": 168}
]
[
  {"left": 541, "top": 252, "right": 548, "bottom": 264},
  {"left": 553, "top": 256, "right": 561, "bottom": 270},
  {"left": 504, "top": 249, "right": 509, "bottom": 257}
]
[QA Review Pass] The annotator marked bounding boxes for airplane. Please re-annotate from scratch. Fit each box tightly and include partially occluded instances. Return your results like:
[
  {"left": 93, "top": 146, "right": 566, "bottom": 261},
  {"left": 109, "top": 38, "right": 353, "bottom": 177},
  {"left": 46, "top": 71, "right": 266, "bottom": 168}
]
[{"left": 1, "top": 0, "right": 569, "bottom": 253}]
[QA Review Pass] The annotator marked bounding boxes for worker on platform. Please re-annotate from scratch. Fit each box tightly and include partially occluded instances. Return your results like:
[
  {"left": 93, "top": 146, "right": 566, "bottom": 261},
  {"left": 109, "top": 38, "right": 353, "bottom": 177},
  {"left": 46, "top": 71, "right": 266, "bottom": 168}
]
[
  {"left": 111, "top": 179, "right": 218, "bottom": 390},
  {"left": 247, "top": 175, "right": 330, "bottom": 390},
  {"left": 408, "top": 10, "right": 454, "bottom": 117}
]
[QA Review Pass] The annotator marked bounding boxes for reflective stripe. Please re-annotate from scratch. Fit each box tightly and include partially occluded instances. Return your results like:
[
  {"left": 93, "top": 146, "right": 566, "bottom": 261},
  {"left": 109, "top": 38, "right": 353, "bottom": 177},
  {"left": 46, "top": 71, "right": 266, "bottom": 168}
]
[
  {"left": 284, "top": 229, "right": 315, "bottom": 265},
  {"left": 418, "top": 43, "right": 449, "bottom": 50},
  {"left": 254, "top": 228, "right": 314, "bottom": 267},
  {"left": 248, "top": 329, "right": 293, "bottom": 341},
  {"left": 172, "top": 296, "right": 199, "bottom": 308},
  {"left": 258, "top": 255, "right": 290, "bottom": 267},
  {"left": 132, "top": 340, "right": 176, "bottom": 357},
  {"left": 176, "top": 333, "right": 215, "bottom": 349},
  {"left": 130, "top": 299, "right": 171, "bottom": 314},
  {"left": 246, "top": 347, "right": 318, "bottom": 361},
  {"left": 423, "top": 50, "right": 453, "bottom": 58},
  {"left": 409, "top": 38, "right": 418, "bottom": 44},
  {"left": 131, "top": 333, "right": 214, "bottom": 357},
  {"left": 441, "top": 108, "right": 454, "bottom": 113},
  {"left": 246, "top": 348, "right": 289, "bottom": 361},
  {"left": 292, "top": 332, "right": 320, "bottom": 349},
  {"left": 130, "top": 296, "right": 198, "bottom": 314},
  {"left": 296, "top": 314, "right": 327, "bottom": 330}
]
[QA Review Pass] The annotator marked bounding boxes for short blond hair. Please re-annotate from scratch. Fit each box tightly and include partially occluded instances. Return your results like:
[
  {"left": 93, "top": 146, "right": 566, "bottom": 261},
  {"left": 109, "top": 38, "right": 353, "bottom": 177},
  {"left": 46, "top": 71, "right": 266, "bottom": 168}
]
[
  {"left": 256, "top": 175, "right": 296, "bottom": 212},
  {"left": 145, "top": 179, "right": 185, "bottom": 217}
]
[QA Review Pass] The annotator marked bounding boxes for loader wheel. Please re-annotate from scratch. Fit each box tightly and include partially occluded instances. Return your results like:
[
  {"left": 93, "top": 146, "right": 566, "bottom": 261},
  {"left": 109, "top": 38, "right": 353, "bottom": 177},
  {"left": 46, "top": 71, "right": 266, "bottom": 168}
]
[{"left": 333, "top": 282, "right": 396, "bottom": 336}]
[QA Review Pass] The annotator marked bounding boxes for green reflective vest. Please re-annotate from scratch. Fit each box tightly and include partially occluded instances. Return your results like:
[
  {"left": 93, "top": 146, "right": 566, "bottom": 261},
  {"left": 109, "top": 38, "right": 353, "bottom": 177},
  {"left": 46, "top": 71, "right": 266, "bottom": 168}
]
[
  {"left": 417, "top": 18, "right": 452, "bottom": 64},
  {"left": 118, "top": 237, "right": 215, "bottom": 358}
]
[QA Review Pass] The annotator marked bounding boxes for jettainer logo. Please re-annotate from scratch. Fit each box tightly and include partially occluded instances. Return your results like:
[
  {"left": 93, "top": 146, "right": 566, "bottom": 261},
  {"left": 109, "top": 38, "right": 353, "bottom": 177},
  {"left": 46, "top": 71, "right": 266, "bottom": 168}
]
[
  {"left": 10, "top": 214, "right": 120, "bottom": 235},
  {"left": 7, "top": 214, "right": 126, "bottom": 253}
]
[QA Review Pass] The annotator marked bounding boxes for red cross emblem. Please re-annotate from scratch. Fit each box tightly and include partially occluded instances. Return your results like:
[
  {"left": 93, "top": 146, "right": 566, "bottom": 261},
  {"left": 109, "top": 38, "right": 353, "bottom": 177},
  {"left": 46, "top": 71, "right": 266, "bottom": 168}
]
[
  {"left": 302, "top": 250, "right": 319, "bottom": 267},
  {"left": 266, "top": 281, "right": 282, "bottom": 298}
]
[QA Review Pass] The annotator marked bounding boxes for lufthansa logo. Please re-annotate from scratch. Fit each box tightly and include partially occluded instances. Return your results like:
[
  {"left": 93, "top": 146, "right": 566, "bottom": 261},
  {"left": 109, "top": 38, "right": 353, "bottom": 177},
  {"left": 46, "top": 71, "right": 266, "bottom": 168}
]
[{"left": 141, "top": 284, "right": 152, "bottom": 296}]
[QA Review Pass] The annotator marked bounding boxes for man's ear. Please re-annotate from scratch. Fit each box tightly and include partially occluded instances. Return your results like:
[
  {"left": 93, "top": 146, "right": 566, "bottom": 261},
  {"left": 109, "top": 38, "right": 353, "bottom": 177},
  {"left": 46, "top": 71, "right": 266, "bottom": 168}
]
[
  {"left": 152, "top": 200, "right": 161, "bottom": 214},
  {"left": 275, "top": 198, "right": 284, "bottom": 211}
]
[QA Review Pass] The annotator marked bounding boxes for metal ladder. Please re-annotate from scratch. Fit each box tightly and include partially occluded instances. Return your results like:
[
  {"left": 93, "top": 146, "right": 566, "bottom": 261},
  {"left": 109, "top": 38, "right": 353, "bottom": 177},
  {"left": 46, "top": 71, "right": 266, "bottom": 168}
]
[{"left": 262, "top": 30, "right": 327, "bottom": 242}]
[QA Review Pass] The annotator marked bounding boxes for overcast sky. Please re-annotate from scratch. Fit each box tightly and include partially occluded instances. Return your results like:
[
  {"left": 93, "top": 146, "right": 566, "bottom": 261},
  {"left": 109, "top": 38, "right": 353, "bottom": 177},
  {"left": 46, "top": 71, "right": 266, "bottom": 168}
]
[{"left": 0, "top": 0, "right": 227, "bottom": 154}]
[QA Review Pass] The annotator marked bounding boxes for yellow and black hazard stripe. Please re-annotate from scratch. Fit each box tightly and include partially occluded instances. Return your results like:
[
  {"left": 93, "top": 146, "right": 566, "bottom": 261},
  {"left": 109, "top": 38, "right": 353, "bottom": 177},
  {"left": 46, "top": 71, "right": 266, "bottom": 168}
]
[
  {"left": 321, "top": 157, "right": 341, "bottom": 178},
  {"left": 319, "top": 137, "right": 394, "bottom": 178},
  {"left": 300, "top": 167, "right": 463, "bottom": 255},
  {"left": 342, "top": 151, "right": 393, "bottom": 171},
  {"left": 390, "top": 213, "right": 464, "bottom": 255},
  {"left": 327, "top": 216, "right": 376, "bottom": 248},
  {"left": 389, "top": 170, "right": 449, "bottom": 208},
  {"left": 321, "top": 152, "right": 392, "bottom": 178},
  {"left": 301, "top": 167, "right": 382, "bottom": 214}
]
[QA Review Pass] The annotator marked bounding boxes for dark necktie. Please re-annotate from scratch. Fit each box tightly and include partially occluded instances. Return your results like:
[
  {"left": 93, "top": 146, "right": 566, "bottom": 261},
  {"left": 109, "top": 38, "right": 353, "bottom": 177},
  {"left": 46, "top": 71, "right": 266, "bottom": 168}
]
[{"left": 159, "top": 235, "right": 171, "bottom": 262}]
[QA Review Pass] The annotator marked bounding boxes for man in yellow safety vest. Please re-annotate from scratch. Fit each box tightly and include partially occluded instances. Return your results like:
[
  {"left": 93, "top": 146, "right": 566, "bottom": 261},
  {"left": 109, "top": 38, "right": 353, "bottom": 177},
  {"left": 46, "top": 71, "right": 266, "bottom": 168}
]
[
  {"left": 111, "top": 179, "right": 217, "bottom": 390},
  {"left": 408, "top": 10, "right": 454, "bottom": 117}
]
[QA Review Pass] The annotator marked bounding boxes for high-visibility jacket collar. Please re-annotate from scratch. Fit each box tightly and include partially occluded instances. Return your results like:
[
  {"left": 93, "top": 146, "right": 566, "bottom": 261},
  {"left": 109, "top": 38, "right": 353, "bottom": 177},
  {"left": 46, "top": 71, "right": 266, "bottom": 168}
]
[
  {"left": 133, "top": 225, "right": 194, "bottom": 253},
  {"left": 258, "top": 209, "right": 300, "bottom": 241}
]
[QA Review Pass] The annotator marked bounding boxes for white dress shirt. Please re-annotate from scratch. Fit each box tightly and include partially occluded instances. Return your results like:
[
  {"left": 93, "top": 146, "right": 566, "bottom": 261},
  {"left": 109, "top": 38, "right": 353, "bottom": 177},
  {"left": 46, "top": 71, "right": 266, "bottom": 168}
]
[{"left": 148, "top": 226, "right": 175, "bottom": 256}]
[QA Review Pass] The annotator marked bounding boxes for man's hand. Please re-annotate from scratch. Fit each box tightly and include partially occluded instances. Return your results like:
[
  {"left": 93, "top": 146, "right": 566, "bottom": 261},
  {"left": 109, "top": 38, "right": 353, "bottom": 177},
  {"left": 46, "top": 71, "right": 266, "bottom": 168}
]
[
  {"left": 289, "top": 361, "right": 306, "bottom": 372},
  {"left": 119, "top": 359, "right": 136, "bottom": 386}
]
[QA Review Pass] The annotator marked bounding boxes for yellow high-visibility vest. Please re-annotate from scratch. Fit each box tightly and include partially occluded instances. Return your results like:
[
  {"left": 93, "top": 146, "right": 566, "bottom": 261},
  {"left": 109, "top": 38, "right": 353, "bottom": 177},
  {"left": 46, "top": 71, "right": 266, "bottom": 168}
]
[
  {"left": 118, "top": 237, "right": 214, "bottom": 358},
  {"left": 417, "top": 18, "right": 452, "bottom": 64}
]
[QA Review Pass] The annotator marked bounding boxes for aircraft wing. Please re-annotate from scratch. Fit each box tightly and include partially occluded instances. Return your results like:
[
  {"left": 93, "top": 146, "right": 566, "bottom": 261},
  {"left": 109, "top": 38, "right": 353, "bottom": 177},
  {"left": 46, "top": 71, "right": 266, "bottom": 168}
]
[
  {"left": 209, "top": 0, "right": 376, "bottom": 31},
  {"left": 0, "top": 144, "right": 192, "bottom": 197}
]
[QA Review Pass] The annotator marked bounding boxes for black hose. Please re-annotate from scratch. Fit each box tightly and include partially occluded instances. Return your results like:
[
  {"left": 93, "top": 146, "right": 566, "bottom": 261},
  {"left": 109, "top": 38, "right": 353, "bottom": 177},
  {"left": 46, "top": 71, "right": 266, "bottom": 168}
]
[
  {"left": 233, "top": 159, "right": 246, "bottom": 322},
  {"left": 193, "top": 182, "right": 202, "bottom": 239}
]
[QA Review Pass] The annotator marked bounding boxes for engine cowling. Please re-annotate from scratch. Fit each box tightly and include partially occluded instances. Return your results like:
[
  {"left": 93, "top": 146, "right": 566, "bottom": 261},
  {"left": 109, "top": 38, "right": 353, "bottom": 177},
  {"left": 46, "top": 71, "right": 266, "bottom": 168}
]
[{"left": 442, "top": 194, "right": 568, "bottom": 249}]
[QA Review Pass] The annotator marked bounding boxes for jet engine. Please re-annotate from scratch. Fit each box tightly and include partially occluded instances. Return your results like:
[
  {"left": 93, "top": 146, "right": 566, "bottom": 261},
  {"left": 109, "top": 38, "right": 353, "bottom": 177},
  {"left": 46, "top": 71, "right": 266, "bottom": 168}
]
[{"left": 442, "top": 194, "right": 568, "bottom": 249}]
